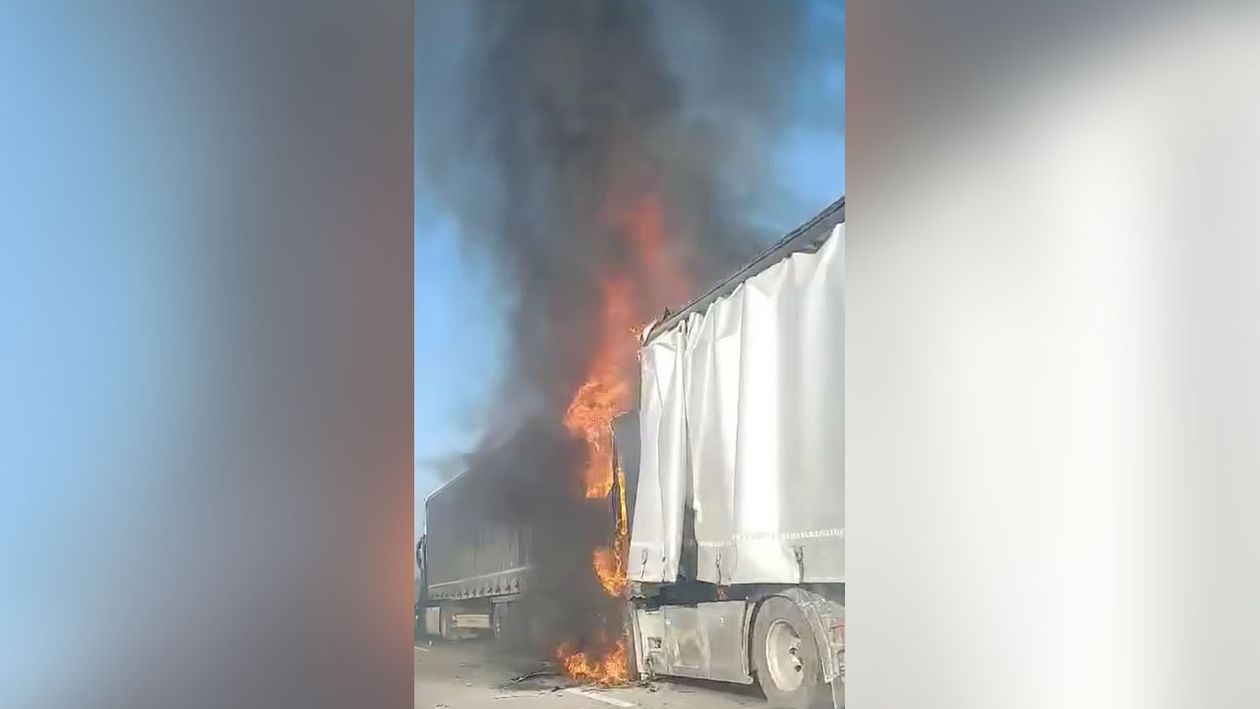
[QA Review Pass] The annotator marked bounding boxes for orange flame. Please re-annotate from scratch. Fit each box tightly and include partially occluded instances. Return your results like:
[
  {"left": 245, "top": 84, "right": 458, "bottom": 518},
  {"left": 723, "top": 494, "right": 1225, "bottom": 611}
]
[
  {"left": 592, "top": 545, "right": 624, "bottom": 597},
  {"left": 592, "top": 466, "right": 631, "bottom": 597},
  {"left": 557, "top": 188, "right": 686, "bottom": 685},
  {"left": 556, "top": 638, "right": 629, "bottom": 685},
  {"left": 604, "top": 191, "right": 688, "bottom": 308},
  {"left": 564, "top": 277, "right": 637, "bottom": 499}
]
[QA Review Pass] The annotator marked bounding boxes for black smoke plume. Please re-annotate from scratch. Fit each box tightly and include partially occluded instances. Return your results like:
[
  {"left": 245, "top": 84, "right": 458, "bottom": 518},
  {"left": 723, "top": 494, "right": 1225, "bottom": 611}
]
[{"left": 415, "top": 0, "right": 836, "bottom": 658}]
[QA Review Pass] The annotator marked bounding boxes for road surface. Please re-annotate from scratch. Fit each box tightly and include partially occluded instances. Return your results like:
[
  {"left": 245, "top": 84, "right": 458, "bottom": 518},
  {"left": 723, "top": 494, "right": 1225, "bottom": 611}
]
[{"left": 414, "top": 639, "right": 768, "bottom": 709}]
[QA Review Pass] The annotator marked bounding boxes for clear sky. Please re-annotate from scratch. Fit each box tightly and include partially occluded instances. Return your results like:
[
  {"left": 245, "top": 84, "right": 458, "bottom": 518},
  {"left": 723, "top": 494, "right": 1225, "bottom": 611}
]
[
  {"left": 0, "top": 4, "right": 219, "bottom": 694},
  {"left": 414, "top": 0, "right": 844, "bottom": 548},
  {"left": 413, "top": 204, "right": 507, "bottom": 540}
]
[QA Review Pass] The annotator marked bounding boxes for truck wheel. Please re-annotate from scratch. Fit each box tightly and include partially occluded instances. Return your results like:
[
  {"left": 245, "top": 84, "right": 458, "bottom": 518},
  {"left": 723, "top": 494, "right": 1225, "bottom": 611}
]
[
  {"left": 439, "top": 607, "right": 456, "bottom": 640},
  {"left": 492, "top": 601, "right": 513, "bottom": 641},
  {"left": 752, "top": 597, "right": 826, "bottom": 709}
]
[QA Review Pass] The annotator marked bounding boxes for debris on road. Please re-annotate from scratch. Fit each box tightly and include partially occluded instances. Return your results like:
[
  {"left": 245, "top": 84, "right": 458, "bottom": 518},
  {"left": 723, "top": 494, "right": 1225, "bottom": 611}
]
[{"left": 508, "top": 668, "right": 557, "bottom": 683}]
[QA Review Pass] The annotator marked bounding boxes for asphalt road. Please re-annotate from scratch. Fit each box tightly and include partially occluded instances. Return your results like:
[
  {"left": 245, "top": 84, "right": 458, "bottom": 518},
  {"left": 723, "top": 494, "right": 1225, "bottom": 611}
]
[{"left": 414, "top": 639, "right": 768, "bottom": 709}]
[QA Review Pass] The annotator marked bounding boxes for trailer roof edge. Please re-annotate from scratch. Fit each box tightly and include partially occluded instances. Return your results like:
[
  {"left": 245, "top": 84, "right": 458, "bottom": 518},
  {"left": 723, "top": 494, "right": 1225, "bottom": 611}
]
[
  {"left": 423, "top": 468, "right": 471, "bottom": 507},
  {"left": 644, "top": 196, "right": 844, "bottom": 343}
]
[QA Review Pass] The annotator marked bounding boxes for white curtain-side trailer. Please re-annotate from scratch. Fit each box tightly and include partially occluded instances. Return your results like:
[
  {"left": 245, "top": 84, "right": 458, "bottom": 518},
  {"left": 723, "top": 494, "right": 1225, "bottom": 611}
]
[{"left": 616, "top": 197, "right": 845, "bottom": 709}]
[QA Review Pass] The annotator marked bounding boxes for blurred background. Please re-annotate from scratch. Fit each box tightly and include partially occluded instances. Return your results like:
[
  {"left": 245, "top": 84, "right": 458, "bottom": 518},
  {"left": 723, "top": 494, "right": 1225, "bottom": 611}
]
[
  {"left": 1, "top": 3, "right": 411, "bottom": 707},
  {"left": 848, "top": 2, "right": 1260, "bottom": 708}
]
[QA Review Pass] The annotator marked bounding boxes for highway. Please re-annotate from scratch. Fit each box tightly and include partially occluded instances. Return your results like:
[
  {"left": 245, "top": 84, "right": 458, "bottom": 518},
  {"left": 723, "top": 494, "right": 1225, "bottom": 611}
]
[{"left": 415, "top": 639, "right": 767, "bottom": 709}]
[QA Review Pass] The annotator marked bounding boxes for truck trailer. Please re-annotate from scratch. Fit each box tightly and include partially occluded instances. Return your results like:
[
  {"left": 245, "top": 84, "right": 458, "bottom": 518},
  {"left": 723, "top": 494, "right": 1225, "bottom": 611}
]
[
  {"left": 617, "top": 197, "right": 845, "bottom": 709},
  {"left": 417, "top": 469, "right": 533, "bottom": 640}
]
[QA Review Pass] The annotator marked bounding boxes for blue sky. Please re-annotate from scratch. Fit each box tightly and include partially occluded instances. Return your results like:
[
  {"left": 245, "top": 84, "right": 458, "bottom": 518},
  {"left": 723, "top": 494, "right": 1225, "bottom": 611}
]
[
  {"left": 414, "top": 1, "right": 844, "bottom": 547},
  {"left": 0, "top": 5, "right": 215, "bottom": 695},
  {"left": 413, "top": 205, "right": 507, "bottom": 539}
]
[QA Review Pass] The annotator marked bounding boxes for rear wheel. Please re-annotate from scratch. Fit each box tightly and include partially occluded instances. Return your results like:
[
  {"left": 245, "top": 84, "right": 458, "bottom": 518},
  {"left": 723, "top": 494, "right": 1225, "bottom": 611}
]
[
  {"left": 752, "top": 597, "right": 826, "bottom": 709},
  {"left": 491, "top": 603, "right": 505, "bottom": 640},
  {"left": 439, "top": 606, "right": 458, "bottom": 640}
]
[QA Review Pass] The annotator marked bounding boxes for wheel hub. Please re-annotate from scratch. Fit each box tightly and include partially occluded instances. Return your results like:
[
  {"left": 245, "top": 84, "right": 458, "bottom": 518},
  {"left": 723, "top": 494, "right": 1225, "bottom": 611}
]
[{"left": 765, "top": 619, "right": 806, "bottom": 692}]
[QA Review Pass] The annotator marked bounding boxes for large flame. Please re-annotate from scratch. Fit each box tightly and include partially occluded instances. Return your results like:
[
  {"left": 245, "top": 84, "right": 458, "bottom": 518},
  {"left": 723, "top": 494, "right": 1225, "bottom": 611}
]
[
  {"left": 557, "top": 188, "right": 686, "bottom": 685},
  {"left": 563, "top": 277, "right": 636, "bottom": 500},
  {"left": 592, "top": 466, "right": 631, "bottom": 596}
]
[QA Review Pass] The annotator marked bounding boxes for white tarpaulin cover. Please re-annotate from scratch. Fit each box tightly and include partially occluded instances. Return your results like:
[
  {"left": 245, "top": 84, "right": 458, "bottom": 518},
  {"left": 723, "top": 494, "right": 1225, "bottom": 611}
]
[
  {"left": 627, "top": 324, "right": 689, "bottom": 583},
  {"left": 628, "top": 224, "right": 843, "bottom": 585}
]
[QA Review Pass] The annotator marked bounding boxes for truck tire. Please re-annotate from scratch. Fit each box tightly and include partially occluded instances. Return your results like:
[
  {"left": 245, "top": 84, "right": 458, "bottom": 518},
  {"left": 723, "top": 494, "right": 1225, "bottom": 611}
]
[
  {"left": 752, "top": 597, "right": 828, "bottom": 709},
  {"left": 439, "top": 606, "right": 456, "bottom": 640},
  {"left": 491, "top": 603, "right": 504, "bottom": 640}
]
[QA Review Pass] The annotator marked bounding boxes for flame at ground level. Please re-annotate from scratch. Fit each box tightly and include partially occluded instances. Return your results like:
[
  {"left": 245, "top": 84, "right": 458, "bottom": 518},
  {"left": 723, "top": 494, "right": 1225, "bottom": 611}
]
[
  {"left": 557, "top": 189, "right": 685, "bottom": 685},
  {"left": 556, "top": 639, "right": 629, "bottom": 685}
]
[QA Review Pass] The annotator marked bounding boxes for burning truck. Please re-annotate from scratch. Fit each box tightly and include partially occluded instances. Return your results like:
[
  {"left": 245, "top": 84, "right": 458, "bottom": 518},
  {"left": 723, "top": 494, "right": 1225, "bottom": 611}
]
[{"left": 418, "top": 197, "right": 844, "bottom": 708}]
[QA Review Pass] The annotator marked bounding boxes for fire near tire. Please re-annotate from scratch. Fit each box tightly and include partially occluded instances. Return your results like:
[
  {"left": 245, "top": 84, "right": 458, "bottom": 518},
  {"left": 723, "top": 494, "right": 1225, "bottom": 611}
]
[{"left": 752, "top": 596, "right": 828, "bottom": 709}]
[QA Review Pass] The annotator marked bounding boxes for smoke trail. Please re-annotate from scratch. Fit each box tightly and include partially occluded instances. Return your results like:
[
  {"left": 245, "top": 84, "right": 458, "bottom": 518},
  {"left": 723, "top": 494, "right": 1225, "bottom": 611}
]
[{"left": 415, "top": 0, "right": 834, "bottom": 654}]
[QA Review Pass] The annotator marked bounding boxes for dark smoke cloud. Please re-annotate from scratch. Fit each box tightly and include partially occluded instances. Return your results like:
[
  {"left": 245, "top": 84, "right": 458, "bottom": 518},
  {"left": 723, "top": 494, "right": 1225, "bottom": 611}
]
[
  {"left": 415, "top": 452, "right": 470, "bottom": 483},
  {"left": 415, "top": 0, "right": 838, "bottom": 655},
  {"left": 417, "top": 0, "right": 837, "bottom": 422}
]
